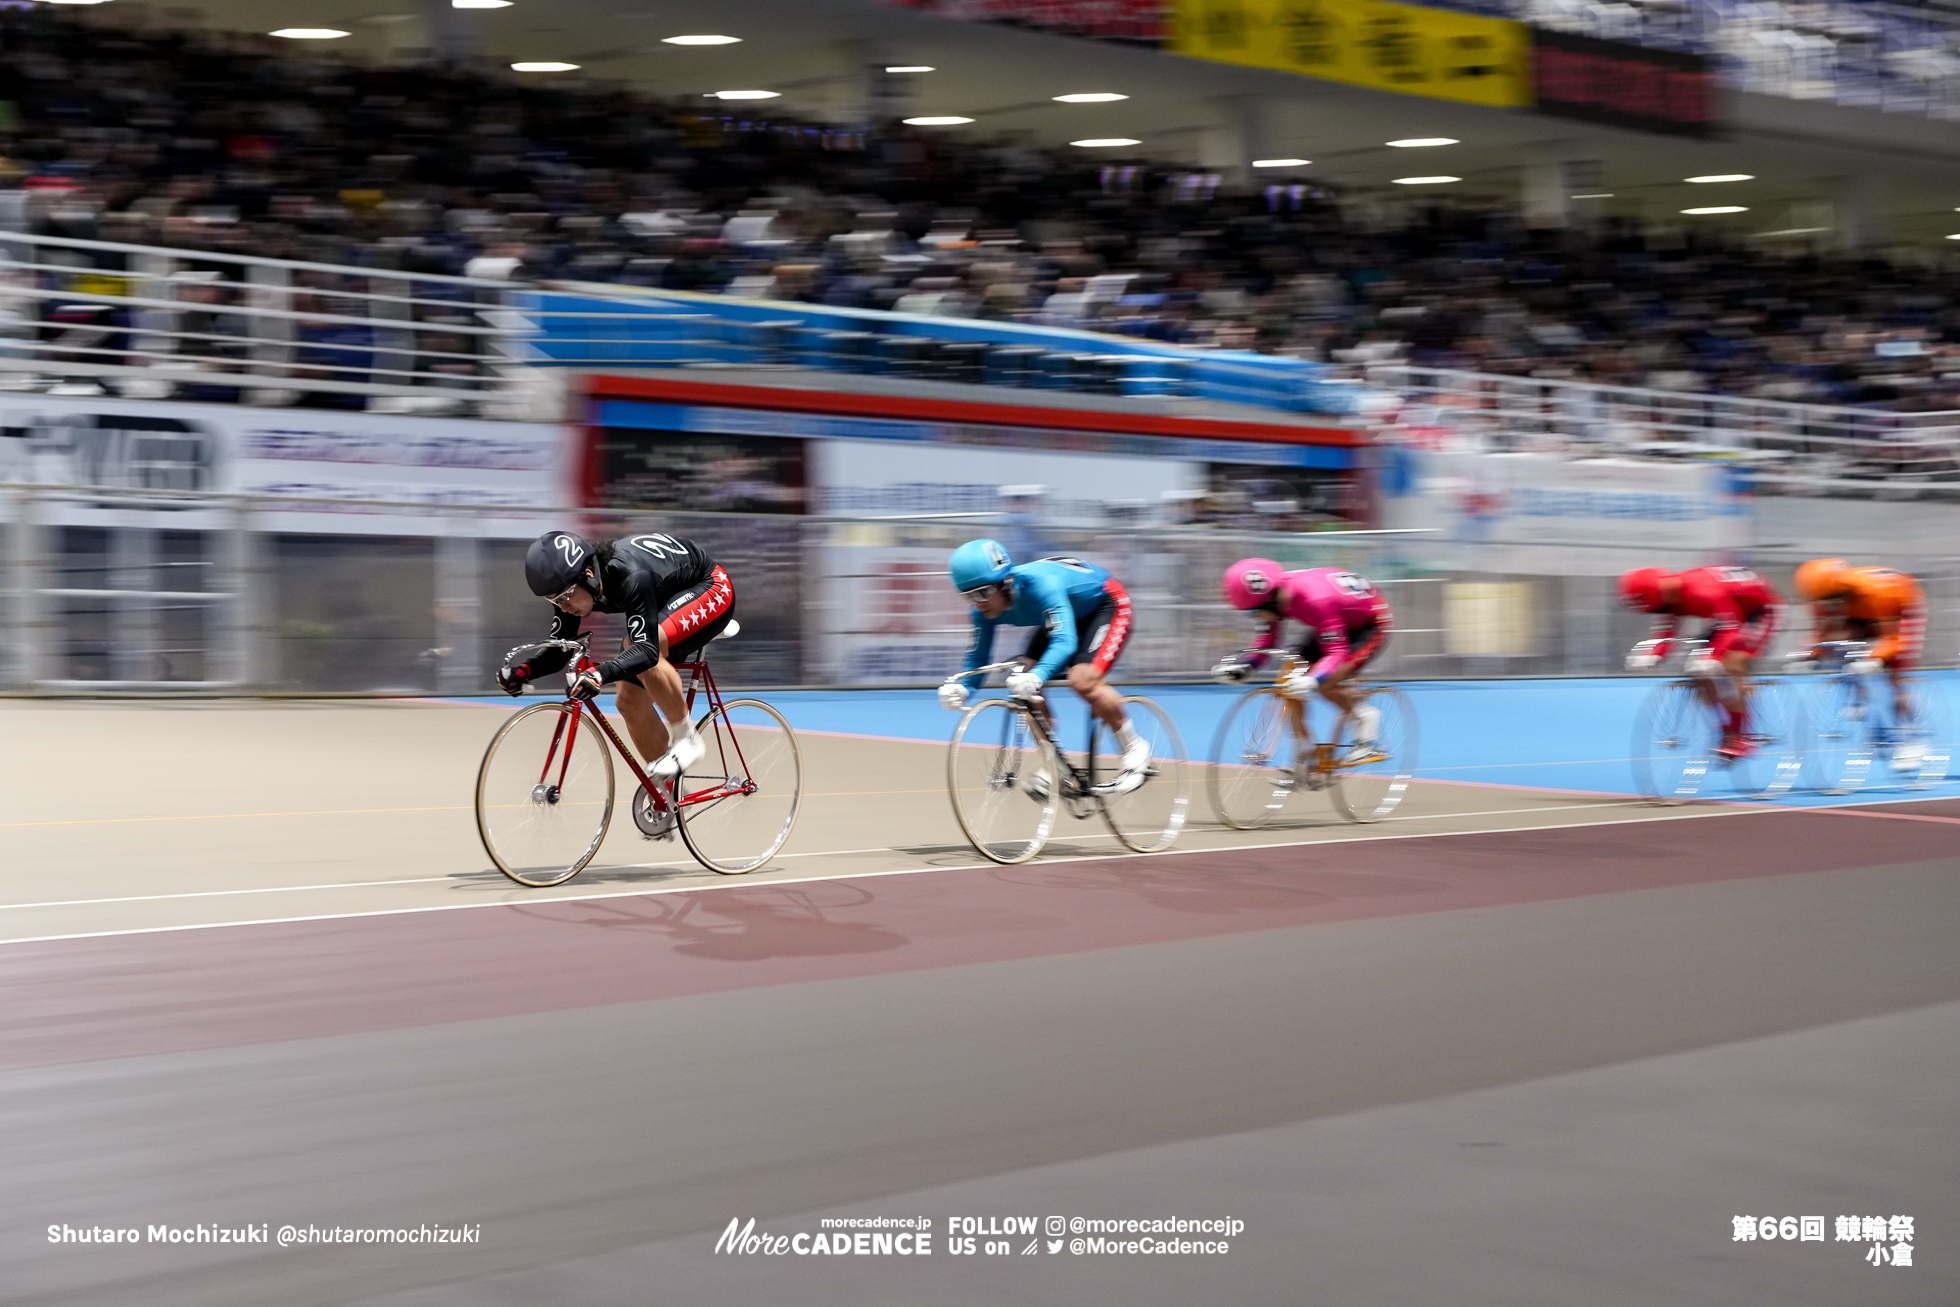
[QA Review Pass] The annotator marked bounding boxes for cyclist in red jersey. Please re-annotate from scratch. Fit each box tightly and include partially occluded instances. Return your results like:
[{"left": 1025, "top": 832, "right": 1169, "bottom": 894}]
[{"left": 1620, "top": 565, "right": 1782, "bottom": 760}]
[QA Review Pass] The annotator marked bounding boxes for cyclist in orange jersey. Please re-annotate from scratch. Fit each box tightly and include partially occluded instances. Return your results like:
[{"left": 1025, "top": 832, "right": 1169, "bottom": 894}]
[{"left": 1793, "top": 558, "right": 1927, "bottom": 770}]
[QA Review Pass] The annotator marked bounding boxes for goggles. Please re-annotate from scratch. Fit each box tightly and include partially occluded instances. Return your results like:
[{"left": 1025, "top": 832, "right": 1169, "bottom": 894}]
[
  {"left": 961, "top": 583, "right": 1003, "bottom": 605},
  {"left": 548, "top": 580, "right": 586, "bottom": 607}
]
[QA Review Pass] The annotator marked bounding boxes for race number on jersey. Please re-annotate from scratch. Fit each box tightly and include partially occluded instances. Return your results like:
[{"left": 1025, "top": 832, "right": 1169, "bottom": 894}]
[{"left": 1328, "top": 571, "right": 1378, "bottom": 599}]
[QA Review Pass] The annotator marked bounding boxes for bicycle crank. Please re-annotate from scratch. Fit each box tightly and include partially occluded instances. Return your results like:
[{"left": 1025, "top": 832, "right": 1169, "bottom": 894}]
[{"left": 632, "top": 784, "right": 677, "bottom": 840}]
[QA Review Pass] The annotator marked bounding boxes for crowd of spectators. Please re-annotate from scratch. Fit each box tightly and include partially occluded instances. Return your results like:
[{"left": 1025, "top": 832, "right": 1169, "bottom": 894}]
[{"left": 0, "top": 10, "right": 1955, "bottom": 412}]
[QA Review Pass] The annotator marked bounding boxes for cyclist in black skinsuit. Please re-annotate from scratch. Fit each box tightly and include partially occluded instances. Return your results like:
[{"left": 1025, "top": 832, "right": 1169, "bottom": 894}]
[{"left": 499, "top": 530, "right": 736, "bottom": 777}]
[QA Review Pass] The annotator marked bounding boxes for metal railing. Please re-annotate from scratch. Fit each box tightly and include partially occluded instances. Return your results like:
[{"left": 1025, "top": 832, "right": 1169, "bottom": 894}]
[
  {"left": 8, "top": 487, "right": 1957, "bottom": 694},
  {"left": 0, "top": 230, "right": 1380, "bottom": 421},
  {"left": 0, "top": 230, "right": 552, "bottom": 418},
  {"left": 1370, "top": 364, "right": 1960, "bottom": 499}
]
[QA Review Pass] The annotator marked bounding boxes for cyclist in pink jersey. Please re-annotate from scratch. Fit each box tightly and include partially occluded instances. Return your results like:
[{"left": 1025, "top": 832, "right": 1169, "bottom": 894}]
[{"left": 1213, "top": 561, "right": 1394, "bottom": 760}]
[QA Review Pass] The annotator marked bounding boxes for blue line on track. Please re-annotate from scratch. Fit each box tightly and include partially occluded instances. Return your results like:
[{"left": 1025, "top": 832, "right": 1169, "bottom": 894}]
[{"left": 446, "top": 670, "right": 1960, "bottom": 809}]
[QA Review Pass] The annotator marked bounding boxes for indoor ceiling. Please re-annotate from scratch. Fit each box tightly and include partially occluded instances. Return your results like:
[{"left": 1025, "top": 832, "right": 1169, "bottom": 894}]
[{"left": 88, "top": 0, "right": 1960, "bottom": 246}]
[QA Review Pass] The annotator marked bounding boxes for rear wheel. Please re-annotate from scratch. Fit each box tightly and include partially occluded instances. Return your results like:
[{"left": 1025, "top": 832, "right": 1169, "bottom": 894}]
[
  {"left": 948, "top": 699, "right": 1058, "bottom": 864},
  {"left": 1726, "top": 677, "right": 1803, "bottom": 799},
  {"left": 1632, "top": 680, "right": 1717, "bottom": 804},
  {"left": 676, "top": 699, "right": 801, "bottom": 874},
  {"left": 1329, "top": 687, "right": 1419, "bottom": 823},
  {"left": 1889, "top": 676, "right": 1948, "bottom": 790},
  {"left": 476, "top": 702, "right": 615, "bottom": 887},
  {"left": 1207, "top": 687, "right": 1298, "bottom": 830},
  {"left": 1092, "top": 695, "right": 1190, "bottom": 853}
]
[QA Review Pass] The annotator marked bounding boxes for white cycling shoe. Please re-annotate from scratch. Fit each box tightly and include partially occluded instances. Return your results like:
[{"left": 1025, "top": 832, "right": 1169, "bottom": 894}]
[
  {"left": 1093, "top": 728, "right": 1153, "bottom": 796},
  {"left": 1892, "top": 742, "right": 1926, "bottom": 772},
  {"left": 1342, "top": 703, "right": 1383, "bottom": 763},
  {"left": 651, "top": 723, "right": 704, "bottom": 780},
  {"left": 1024, "top": 768, "right": 1055, "bottom": 801}
]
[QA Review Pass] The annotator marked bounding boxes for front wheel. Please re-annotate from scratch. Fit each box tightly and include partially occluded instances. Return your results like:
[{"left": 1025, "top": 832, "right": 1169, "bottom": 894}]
[
  {"left": 1092, "top": 695, "right": 1189, "bottom": 854},
  {"left": 1633, "top": 680, "right": 1717, "bottom": 804},
  {"left": 1207, "top": 687, "right": 1299, "bottom": 830},
  {"left": 948, "top": 699, "right": 1058, "bottom": 864},
  {"left": 1806, "top": 677, "right": 1873, "bottom": 796},
  {"left": 1329, "top": 687, "right": 1419, "bottom": 823},
  {"left": 476, "top": 702, "right": 615, "bottom": 887},
  {"left": 676, "top": 699, "right": 802, "bottom": 874}
]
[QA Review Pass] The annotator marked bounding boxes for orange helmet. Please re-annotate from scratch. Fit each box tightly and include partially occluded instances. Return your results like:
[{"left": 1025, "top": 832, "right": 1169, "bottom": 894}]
[
  {"left": 1618, "top": 567, "right": 1671, "bottom": 612},
  {"left": 1793, "top": 558, "right": 1852, "bottom": 601}
]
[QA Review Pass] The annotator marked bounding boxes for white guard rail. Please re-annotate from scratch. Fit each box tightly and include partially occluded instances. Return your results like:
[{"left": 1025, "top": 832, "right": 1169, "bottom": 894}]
[
  {"left": 1370, "top": 364, "right": 1960, "bottom": 499},
  {"left": 0, "top": 230, "right": 551, "bottom": 418}
]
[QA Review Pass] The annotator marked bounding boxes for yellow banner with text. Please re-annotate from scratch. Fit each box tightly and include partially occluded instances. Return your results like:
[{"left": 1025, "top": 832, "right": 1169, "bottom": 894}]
[{"left": 1169, "top": 0, "right": 1532, "bottom": 108}]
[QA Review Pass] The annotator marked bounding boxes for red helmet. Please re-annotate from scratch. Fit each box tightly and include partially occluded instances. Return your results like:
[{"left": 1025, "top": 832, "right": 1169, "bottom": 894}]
[{"left": 1618, "top": 567, "right": 1672, "bottom": 612}]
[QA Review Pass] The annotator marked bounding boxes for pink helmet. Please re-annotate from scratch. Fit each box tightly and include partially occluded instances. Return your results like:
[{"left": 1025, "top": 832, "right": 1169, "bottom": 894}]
[{"left": 1222, "top": 558, "right": 1284, "bottom": 610}]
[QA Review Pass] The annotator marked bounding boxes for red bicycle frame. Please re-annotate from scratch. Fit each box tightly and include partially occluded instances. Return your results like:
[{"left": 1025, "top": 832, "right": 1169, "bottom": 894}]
[{"left": 541, "top": 650, "right": 756, "bottom": 817}]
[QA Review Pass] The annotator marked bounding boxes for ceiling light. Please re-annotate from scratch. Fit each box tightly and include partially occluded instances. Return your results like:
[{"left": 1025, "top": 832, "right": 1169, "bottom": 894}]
[
  {"left": 1253, "top": 158, "right": 1311, "bottom": 168},
  {"left": 662, "top": 34, "right": 741, "bottom": 45},
  {"left": 1947, "top": 233, "right": 1960, "bottom": 240},
  {"left": 271, "top": 28, "right": 350, "bottom": 38},
  {"left": 511, "top": 61, "right": 580, "bottom": 72},
  {"left": 1054, "top": 93, "right": 1128, "bottom": 103},
  {"left": 1071, "top": 138, "right": 1140, "bottom": 148},
  {"left": 886, "top": 65, "right": 935, "bottom": 73},
  {"left": 1571, "top": 193, "right": 1615, "bottom": 199},
  {"left": 1392, "top": 176, "right": 1459, "bottom": 185},
  {"left": 44, "top": 1, "right": 115, "bottom": 5},
  {"left": 1685, "top": 174, "right": 1753, "bottom": 183},
  {"left": 708, "top": 90, "right": 779, "bottom": 100},
  {"left": 452, "top": 0, "right": 512, "bottom": 8},
  {"left": 1388, "top": 138, "right": 1457, "bottom": 147},
  {"left": 903, "top": 116, "right": 973, "bottom": 126},
  {"left": 1682, "top": 206, "right": 1748, "bottom": 215}
]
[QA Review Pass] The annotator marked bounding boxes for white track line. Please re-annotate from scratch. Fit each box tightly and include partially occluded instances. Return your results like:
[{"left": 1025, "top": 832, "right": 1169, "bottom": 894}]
[
  {"left": 0, "top": 802, "right": 1664, "bottom": 917},
  {"left": 0, "top": 796, "right": 1834, "bottom": 947}
]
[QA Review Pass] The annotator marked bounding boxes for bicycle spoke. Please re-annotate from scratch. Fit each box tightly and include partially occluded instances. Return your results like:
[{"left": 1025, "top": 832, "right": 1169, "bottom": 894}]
[
  {"left": 1207, "top": 688, "right": 1296, "bottom": 830},
  {"left": 1329, "top": 687, "right": 1419, "bottom": 823},
  {"left": 476, "top": 702, "right": 615, "bottom": 887},
  {"left": 677, "top": 699, "right": 801, "bottom": 874},
  {"left": 1807, "top": 677, "right": 1873, "bottom": 795},
  {"left": 1632, "top": 681, "right": 1716, "bottom": 803},
  {"left": 1726, "top": 677, "right": 1804, "bottom": 799},
  {"left": 948, "top": 699, "right": 1057, "bottom": 864},
  {"left": 1094, "top": 696, "right": 1189, "bottom": 853}
]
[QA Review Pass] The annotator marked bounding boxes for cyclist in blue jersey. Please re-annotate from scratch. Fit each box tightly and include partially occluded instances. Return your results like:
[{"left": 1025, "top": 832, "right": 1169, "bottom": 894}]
[{"left": 937, "top": 539, "right": 1150, "bottom": 794}]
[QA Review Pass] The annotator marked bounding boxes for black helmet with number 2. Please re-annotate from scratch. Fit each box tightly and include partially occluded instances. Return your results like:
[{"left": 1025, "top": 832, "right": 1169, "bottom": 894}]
[{"left": 525, "top": 531, "right": 596, "bottom": 598}]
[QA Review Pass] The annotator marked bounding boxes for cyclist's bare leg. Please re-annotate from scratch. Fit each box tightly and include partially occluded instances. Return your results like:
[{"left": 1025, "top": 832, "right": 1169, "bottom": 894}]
[
  {"left": 1065, "top": 662, "right": 1128, "bottom": 732},
  {"left": 1887, "top": 663, "right": 1913, "bottom": 724},
  {"left": 613, "top": 630, "right": 689, "bottom": 764},
  {"left": 1715, "top": 649, "right": 1754, "bottom": 732},
  {"left": 1318, "top": 667, "right": 1358, "bottom": 717}
]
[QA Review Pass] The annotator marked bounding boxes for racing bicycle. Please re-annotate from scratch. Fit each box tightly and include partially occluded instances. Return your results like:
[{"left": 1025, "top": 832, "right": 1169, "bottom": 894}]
[
  {"left": 1631, "top": 638, "right": 1801, "bottom": 803},
  {"left": 943, "top": 661, "right": 1188, "bottom": 865},
  {"left": 1207, "top": 654, "right": 1418, "bottom": 828},
  {"left": 1799, "top": 640, "right": 1946, "bottom": 794},
  {"left": 475, "top": 626, "right": 801, "bottom": 886}
]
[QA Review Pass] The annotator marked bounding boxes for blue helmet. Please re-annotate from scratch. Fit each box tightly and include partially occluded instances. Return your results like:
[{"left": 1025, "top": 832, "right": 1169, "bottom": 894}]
[{"left": 949, "top": 539, "right": 1014, "bottom": 593}]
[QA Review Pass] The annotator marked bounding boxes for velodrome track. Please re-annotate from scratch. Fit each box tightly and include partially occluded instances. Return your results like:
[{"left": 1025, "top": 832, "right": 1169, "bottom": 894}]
[{"left": 2, "top": 678, "right": 1956, "bottom": 1305}]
